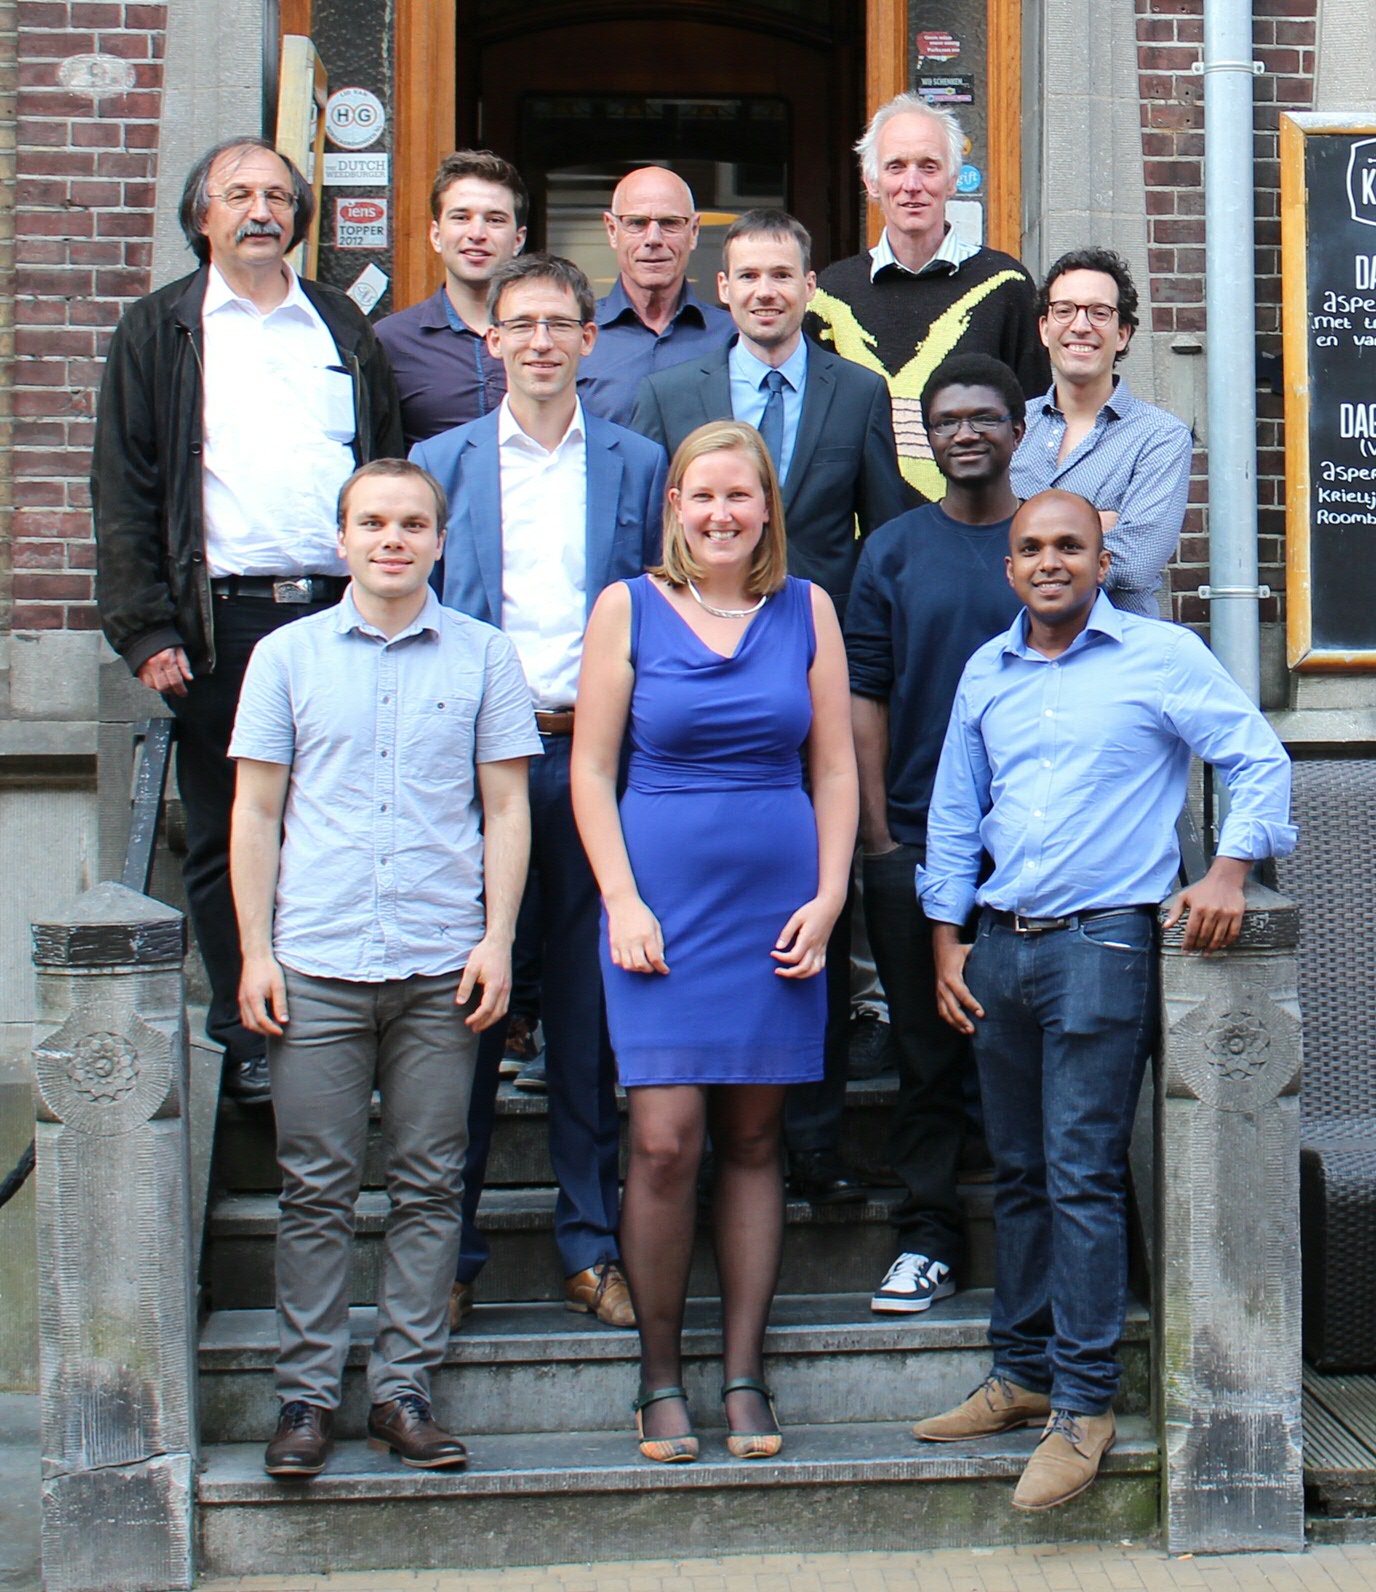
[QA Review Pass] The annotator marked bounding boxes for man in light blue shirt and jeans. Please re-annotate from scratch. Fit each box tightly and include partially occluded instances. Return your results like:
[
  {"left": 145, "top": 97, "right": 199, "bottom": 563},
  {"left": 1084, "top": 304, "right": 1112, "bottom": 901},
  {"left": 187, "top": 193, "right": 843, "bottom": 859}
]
[
  {"left": 229, "top": 458, "right": 541, "bottom": 1480},
  {"left": 912, "top": 489, "right": 1295, "bottom": 1512}
]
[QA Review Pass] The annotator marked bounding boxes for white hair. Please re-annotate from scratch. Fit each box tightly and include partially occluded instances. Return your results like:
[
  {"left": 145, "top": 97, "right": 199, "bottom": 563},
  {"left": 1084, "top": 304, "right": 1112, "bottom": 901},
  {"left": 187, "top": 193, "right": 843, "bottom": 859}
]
[{"left": 854, "top": 94, "right": 965, "bottom": 187}]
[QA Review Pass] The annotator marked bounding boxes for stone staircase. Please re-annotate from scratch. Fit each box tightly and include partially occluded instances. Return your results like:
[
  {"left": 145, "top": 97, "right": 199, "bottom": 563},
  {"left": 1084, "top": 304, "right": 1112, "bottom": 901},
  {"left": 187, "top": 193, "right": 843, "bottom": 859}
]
[{"left": 194, "top": 1074, "right": 1159, "bottom": 1576}]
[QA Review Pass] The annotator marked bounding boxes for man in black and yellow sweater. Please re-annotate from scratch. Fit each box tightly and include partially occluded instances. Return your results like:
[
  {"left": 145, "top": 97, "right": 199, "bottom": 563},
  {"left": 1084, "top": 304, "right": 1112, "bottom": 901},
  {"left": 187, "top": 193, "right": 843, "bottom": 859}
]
[{"left": 808, "top": 94, "right": 1048, "bottom": 504}]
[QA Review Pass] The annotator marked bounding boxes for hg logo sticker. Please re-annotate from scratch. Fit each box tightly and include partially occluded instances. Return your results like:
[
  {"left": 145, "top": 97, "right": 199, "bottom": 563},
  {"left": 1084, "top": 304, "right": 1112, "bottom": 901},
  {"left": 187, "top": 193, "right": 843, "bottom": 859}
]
[{"left": 1347, "top": 138, "right": 1376, "bottom": 227}]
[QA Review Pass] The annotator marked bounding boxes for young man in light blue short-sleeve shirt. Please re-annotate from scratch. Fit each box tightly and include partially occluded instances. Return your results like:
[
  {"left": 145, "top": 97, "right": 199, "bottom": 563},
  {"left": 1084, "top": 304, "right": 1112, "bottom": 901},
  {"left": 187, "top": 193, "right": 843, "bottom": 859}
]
[{"left": 228, "top": 457, "right": 541, "bottom": 1480}]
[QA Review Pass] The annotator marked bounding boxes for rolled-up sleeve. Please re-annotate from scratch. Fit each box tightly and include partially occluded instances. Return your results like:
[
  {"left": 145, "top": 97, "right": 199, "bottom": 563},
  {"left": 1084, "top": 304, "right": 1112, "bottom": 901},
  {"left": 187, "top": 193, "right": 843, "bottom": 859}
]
[
  {"left": 1160, "top": 631, "right": 1298, "bottom": 861},
  {"left": 475, "top": 632, "right": 544, "bottom": 764},
  {"left": 228, "top": 634, "right": 296, "bottom": 766}
]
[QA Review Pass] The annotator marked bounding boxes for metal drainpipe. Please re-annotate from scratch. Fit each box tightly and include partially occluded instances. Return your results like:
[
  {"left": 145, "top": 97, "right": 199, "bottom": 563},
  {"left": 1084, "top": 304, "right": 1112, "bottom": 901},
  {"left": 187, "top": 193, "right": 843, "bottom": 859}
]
[{"left": 1200, "top": 0, "right": 1266, "bottom": 707}]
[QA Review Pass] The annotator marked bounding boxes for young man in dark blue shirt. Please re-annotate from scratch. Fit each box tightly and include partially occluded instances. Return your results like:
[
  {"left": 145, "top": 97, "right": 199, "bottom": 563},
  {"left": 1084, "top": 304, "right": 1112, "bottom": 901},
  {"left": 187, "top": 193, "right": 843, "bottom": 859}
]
[{"left": 845, "top": 353, "right": 1026, "bottom": 1314}]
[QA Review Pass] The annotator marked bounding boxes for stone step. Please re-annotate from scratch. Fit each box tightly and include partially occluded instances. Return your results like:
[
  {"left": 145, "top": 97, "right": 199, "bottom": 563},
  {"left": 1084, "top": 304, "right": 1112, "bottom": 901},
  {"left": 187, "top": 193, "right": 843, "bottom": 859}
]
[
  {"left": 197, "top": 1291, "right": 1152, "bottom": 1442},
  {"left": 197, "top": 1415, "right": 1159, "bottom": 1576},
  {"left": 212, "top": 1074, "right": 908, "bottom": 1192},
  {"left": 204, "top": 1182, "right": 998, "bottom": 1310}
]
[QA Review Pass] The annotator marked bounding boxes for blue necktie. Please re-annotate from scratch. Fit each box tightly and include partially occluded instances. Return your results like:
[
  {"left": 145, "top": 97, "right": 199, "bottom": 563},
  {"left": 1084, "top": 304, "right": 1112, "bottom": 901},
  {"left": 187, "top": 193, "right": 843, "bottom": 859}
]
[{"left": 758, "top": 369, "right": 786, "bottom": 477}]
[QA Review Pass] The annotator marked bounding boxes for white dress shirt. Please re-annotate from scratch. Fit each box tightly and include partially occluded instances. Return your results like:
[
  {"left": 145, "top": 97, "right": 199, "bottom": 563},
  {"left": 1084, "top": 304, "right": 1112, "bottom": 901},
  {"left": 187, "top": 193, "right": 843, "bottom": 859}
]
[
  {"left": 201, "top": 264, "right": 356, "bottom": 577},
  {"left": 497, "top": 397, "right": 588, "bottom": 709}
]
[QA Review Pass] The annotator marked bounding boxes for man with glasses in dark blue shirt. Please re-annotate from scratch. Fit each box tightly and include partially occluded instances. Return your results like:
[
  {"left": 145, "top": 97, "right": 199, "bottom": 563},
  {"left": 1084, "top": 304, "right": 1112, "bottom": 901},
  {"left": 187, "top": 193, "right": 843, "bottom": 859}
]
[
  {"left": 576, "top": 166, "right": 732, "bottom": 426},
  {"left": 377, "top": 151, "right": 528, "bottom": 448},
  {"left": 846, "top": 353, "right": 1026, "bottom": 1316}
]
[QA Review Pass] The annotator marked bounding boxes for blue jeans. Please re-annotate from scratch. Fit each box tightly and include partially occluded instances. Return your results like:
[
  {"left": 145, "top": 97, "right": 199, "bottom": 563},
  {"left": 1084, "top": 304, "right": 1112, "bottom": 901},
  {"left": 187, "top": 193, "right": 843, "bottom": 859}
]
[{"left": 963, "top": 907, "right": 1157, "bottom": 1414}]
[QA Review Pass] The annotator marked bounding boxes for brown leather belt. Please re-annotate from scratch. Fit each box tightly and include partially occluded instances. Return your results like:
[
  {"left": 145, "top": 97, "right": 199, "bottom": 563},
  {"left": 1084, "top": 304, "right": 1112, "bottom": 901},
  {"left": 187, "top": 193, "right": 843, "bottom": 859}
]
[
  {"left": 534, "top": 709, "right": 575, "bottom": 736},
  {"left": 986, "top": 905, "right": 1155, "bottom": 935}
]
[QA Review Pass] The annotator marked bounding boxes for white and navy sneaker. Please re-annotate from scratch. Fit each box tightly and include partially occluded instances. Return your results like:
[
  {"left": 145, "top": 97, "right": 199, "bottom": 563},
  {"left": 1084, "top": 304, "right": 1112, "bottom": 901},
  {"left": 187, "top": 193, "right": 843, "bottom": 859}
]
[{"left": 870, "top": 1252, "right": 956, "bottom": 1314}]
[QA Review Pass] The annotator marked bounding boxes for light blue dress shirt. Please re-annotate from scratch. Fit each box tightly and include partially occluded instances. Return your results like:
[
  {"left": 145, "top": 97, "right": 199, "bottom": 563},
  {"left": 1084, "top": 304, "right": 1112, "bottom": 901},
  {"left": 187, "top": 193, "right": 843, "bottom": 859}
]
[
  {"left": 919, "top": 592, "right": 1297, "bottom": 923},
  {"left": 228, "top": 588, "right": 542, "bottom": 982},
  {"left": 728, "top": 335, "right": 808, "bottom": 484},
  {"left": 1011, "top": 375, "right": 1194, "bottom": 618}
]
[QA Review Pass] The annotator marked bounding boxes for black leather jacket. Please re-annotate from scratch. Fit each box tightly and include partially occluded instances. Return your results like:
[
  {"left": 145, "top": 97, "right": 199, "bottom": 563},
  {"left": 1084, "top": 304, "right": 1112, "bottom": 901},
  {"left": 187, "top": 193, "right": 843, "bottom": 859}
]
[{"left": 92, "top": 266, "right": 404, "bottom": 675}]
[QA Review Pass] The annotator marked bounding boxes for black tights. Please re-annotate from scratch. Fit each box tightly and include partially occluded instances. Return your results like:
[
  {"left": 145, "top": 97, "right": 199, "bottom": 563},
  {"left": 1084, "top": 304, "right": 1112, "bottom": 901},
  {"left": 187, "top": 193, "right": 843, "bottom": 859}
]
[{"left": 620, "top": 1083, "right": 785, "bottom": 1441}]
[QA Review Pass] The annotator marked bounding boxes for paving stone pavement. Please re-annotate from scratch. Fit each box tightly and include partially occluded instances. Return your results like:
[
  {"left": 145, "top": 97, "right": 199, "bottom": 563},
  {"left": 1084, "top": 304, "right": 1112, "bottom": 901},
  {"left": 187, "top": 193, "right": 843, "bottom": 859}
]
[{"left": 192, "top": 1543, "right": 1376, "bottom": 1592}]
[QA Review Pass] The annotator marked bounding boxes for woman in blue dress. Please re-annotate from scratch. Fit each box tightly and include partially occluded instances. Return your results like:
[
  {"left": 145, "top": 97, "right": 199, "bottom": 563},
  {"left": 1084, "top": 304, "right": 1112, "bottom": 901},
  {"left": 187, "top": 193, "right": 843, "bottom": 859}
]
[{"left": 571, "top": 421, "right": 857, "bottom": 1464}]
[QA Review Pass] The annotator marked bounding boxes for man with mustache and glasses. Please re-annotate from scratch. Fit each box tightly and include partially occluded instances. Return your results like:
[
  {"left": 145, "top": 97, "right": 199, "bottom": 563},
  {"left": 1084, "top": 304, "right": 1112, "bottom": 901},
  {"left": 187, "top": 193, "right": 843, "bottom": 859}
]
[{"left": 93, "top": 137, "right": 403, "bottom": 1105}]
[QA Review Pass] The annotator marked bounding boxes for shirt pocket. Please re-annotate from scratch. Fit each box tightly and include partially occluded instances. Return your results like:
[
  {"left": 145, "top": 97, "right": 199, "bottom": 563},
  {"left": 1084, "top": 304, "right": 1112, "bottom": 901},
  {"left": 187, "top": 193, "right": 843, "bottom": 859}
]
[
  {"left": 319, "top": 366, "right": 357, "bottom": 444},
  {"left": 402, "top": 692, "right": 480, "bottom": 786}
]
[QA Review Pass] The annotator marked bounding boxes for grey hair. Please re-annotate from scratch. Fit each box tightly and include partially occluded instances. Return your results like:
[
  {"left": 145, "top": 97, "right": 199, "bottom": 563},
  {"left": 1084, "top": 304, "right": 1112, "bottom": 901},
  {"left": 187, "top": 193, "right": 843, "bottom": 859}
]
[
  {"left": 854, "top": 94, "right": 965, "bottom": 187},
  {"left": 178, "top": 136, "right": 314, "bottom": 264}
]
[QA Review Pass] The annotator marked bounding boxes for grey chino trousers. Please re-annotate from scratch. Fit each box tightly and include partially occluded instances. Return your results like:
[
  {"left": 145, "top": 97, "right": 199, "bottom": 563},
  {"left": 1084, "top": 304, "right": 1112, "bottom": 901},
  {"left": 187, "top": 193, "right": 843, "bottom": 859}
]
[{"left": 269, "top": 967, "right": 479, "bottom": 1409}]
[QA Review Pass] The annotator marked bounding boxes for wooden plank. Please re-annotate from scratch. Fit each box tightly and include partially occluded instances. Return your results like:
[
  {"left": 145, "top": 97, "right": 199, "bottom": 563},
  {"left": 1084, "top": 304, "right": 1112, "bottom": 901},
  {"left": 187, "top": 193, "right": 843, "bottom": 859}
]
[
  {"left": 865, "top": 0, "right": 906, "bottom": 248},
  {"left": 276, "top": 34, "right": 327, "bottom": 279},
  {"left": 394, "top": 0, "right": 456, "bottom": 313},
  {"left": 1303, "top": 1385, "right": 1376, "bottom": 1474},
  {"left": 986, "top": 0, "right": 1022, "bottom": 256}
]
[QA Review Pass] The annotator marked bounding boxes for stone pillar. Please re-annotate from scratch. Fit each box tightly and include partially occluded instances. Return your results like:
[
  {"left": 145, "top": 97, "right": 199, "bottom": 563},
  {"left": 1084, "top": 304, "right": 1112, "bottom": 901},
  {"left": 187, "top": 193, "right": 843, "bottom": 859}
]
[
  {"left": 32, "top": 882, "right": 196, "bottom": 1592},
  {"left": 1155, "top": 880, "right": 1304, "bottom": 1552}
]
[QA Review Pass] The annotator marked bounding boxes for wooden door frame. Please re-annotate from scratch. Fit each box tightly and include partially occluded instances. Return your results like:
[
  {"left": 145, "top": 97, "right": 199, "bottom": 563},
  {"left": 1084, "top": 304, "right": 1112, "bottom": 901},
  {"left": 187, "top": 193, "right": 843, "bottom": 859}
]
[{"left": 391, "top": 0, "right": 1021, "bottom": 312}]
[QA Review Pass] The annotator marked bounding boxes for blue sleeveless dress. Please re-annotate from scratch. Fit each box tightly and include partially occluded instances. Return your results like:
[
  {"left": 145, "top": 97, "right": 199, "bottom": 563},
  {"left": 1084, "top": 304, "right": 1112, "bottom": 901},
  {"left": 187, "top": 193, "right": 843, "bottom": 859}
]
[{"left": 601, "top": 574, "right": 826, "bottom": 1087}]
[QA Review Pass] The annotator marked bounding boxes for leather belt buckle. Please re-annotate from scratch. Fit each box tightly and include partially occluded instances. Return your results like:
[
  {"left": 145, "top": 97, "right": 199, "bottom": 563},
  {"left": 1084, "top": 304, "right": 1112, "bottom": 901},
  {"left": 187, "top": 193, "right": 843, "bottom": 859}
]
[
  {"left": 1012, "top": 912, "right": 1070, "bottom": 934},
  {"left": 272, "top": 578, "right": 314, "bottom": 605}
]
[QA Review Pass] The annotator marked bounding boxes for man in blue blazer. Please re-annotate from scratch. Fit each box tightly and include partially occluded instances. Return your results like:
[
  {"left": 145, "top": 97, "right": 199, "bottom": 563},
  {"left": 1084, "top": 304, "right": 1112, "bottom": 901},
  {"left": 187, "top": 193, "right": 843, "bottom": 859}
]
[
  {"left": 632, "top": 210, "right": 911, "bottom": 1205},
  {"left": 414, "top": 254, "right": 667, "bottom": 1328}
]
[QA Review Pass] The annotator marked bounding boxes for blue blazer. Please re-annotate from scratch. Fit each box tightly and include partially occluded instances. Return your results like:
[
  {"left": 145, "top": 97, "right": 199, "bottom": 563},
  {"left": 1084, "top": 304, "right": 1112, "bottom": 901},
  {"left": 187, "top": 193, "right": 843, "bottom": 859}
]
[
  {"left": 631, "top": 337, "right": 912, "bottom": 618},
  {"left": 412, "top": 407, "right": 668, "bottom": 626}
]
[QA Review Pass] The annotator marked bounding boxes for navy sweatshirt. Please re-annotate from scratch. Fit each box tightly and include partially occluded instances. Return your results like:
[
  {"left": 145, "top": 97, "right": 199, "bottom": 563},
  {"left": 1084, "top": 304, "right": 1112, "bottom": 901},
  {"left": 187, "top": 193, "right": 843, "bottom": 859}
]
[{"left": 845, "top": 503, "right": 1021, "bottom": 847}]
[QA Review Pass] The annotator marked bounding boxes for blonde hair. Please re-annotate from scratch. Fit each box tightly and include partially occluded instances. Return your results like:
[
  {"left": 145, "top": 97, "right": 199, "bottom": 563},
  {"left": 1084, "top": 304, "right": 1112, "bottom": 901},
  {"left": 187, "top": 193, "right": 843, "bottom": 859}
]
[{"left": 653, "top": 421, "right": 788, "bottom": 598}]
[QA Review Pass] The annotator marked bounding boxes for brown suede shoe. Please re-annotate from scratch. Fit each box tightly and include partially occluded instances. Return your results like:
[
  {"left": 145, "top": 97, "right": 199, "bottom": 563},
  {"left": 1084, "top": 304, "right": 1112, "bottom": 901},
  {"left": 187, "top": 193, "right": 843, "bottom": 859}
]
[
  {"left": 913, "top": 1374, "right": 1052, "bottom": 1442},
  {"left": 367, "top": 1394, "right": 468, "bottom": 1469},
  {"left": 564, "top": 1260, "right": 636, "bottom": 1328},
  {"left": 264, "top": 1400, "right": 333, "bottom": 1477},
  {"left": 1012, "top": 1409, "right": 1116, "bottom": 1510},
  {"left": 447, "top": 1278, "right": 474, "bottom": 1332}
]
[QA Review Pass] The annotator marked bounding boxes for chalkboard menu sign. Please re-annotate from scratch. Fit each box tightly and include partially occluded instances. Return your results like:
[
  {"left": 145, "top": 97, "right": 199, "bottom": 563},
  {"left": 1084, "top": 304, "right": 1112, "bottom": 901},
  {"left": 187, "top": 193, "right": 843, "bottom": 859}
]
[{"left": 1282, "top": 113, "right": 1376, "bottom": 669}]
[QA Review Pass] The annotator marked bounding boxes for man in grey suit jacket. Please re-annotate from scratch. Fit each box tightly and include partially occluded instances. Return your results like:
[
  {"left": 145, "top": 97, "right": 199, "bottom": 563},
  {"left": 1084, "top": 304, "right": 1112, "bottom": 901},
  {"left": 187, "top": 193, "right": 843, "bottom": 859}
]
[
  {"left": 631, "top": 209, "right": 910, "bottom": 623},
  {"left": 632, "top": 210, "right": 911, "bottom": 1205}
]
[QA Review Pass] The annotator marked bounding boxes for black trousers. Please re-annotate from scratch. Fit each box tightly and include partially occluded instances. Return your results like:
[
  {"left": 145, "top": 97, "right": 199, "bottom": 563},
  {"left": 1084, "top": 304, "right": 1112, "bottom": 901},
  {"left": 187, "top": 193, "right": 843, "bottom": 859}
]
[
  {"left": 862, "top": 843, "right": 971, "bottom": 1270},
  {"left": 166, "top": 594, "right": 337, "bottom": 1063},
  {"left": 783, "top": 884, "right": 854, "bottom": 1155}
]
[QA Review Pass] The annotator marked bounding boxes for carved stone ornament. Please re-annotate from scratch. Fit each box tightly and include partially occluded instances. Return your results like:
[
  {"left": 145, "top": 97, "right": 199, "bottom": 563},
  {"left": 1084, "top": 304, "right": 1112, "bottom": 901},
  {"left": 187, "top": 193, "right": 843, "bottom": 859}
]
[
  {"left": 1164, "top": 986, "right": 1302, "bottom": 1111},
  {"left": 34, "top": 997, "right": 175, "bottom": 1136}
]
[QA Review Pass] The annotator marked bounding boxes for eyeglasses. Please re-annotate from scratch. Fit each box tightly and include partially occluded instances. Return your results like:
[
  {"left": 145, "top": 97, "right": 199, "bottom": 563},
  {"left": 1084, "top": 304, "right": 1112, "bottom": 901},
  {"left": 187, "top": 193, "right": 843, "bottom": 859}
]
[
  {"left": 1046, "top": 300, "right": 1119, "bottom": 327},
  {"left": 611, "top": 213, "right": 692, "bottom": 237},
  {"left": 927, "top": 412, "right": 1013, "bottom": 437},
  {"left": 492, "top": 316, "right": 587, "bottom": 341},
  {"left": 210, "top": 186, "right": 298, "bottom": 213}
]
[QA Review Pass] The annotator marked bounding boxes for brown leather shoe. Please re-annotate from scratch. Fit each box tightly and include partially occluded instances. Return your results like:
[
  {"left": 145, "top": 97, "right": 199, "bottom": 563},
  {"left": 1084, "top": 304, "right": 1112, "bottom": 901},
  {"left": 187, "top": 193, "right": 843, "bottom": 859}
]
[
  {"left": 264, "top": 1400, "right": 333, "bottom": 1477},
  {"left": 447, "top": 1278, "right": 474, "bottom": 1332},
  {"left": 564, "top": 1260, "right": 636, "bottom": 1328},
  {"left": 367, "top": 1394, "right": 468, "bottom": 1469},
  {"left": 913, "top": 1373, "right": 1052, "bottom": 1442},
  {"left": 1012, "top": 1409, "right": 1116, "bottom": 1510}
]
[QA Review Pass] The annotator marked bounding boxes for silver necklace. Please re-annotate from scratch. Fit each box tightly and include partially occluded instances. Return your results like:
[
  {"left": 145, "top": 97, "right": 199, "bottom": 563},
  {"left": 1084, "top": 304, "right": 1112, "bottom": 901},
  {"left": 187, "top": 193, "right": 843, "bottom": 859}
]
[{"left": 686, "top": 580, "right": 766, "bottom": 620}]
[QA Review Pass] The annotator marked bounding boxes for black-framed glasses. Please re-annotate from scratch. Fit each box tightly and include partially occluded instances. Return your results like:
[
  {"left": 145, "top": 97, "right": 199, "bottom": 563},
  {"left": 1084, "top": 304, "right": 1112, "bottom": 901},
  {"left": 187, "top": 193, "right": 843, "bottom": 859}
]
[
  {"left": 611, "top": 213, "right": 692, "bottom": 237},
  {"left": 1046, "top": 300, "right": 1118, "bottom": 327},
  {"left": 927, "top": 412, "right": 1014, "bottom": 437},
  {"left": 210, "top": 186, "right": 298, "bottom": 212},
  {"left": 492, "top": 316, "right": 587, "bottom": 341}
]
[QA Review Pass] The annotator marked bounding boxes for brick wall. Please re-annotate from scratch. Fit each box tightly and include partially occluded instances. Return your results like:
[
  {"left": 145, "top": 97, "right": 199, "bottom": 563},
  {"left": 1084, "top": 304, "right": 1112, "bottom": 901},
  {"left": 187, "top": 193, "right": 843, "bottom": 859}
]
[
  {"left": 11, "top": 1, "right": 165, "bottom": 636},
  {"left": 1136, "top": 0, "right": 1316, "bottom": 628},
  {"left": 1, "top": 3, "right": 16, "bottom": 636}
]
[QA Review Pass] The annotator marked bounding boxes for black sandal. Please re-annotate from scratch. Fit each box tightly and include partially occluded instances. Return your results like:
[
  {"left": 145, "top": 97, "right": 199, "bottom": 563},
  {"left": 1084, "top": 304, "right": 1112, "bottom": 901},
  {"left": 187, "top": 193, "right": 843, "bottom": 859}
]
[
  {"left": 721, "top": 1376, "right": 782, "bottom": 1459},
  {"left": 632, "top": 1386, "right": 698, "bottom": 1464}
]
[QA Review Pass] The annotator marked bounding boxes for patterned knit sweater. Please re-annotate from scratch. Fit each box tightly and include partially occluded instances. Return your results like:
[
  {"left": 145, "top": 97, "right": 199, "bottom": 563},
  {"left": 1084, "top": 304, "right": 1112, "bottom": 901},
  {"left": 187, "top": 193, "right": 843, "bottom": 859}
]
[{"left": 808, "top": 248, "right": 1049, "bottom": 503}]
